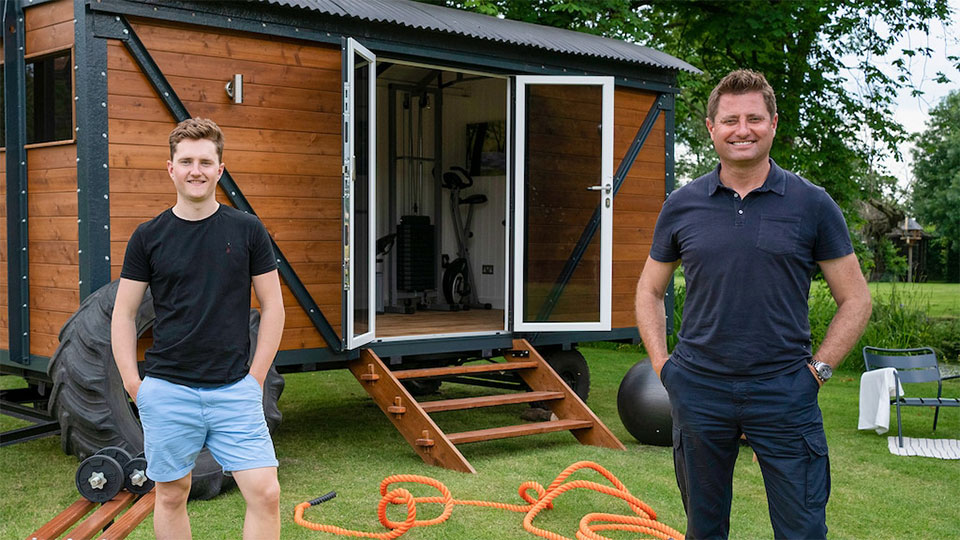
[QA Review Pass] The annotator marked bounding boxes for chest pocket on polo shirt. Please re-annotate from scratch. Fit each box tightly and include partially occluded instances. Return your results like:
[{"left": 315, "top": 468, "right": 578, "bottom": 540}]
[{"left": 756, "top": 215, "right": 801, "bottom": 255}]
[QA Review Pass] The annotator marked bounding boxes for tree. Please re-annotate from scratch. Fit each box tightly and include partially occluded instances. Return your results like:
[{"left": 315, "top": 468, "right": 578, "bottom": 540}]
[
  {"left": 910, "top": 90, "right": 960, "bottom": 262},
  {"left": 430, "top": 1, "right": 956, "bottom": 214}
]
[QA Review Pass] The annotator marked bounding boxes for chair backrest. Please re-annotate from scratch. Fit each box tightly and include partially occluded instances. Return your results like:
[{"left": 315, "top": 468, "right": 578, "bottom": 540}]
[{"left": 862, "top": 346, "right": 941, "bottom": 384}]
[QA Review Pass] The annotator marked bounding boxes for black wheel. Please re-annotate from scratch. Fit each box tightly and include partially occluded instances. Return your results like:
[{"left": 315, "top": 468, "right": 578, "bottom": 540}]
[
  {"left": 48, "top": 280, "right": 284, "bottom": 500},
  {"left": 442, "top": 258, "right": 471, "bottom": 305},
  {"left": 402, "top": 379, "right": 442, "bottom": 396},
  {"left": 542, "top": 348, "right": 590, "bottom": 402}
]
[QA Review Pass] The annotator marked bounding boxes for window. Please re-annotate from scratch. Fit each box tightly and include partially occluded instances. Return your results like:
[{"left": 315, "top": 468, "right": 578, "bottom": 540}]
[{"left": 1, "top": 49, "right": 74, "bottom": 146}]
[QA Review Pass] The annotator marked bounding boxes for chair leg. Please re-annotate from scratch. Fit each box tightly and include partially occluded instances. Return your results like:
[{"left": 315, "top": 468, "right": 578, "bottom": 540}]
[
  {"left": 932, "top": 406, "right": 939, "bottom": 432},
  {"left": 896, "top": 401, "right": 904, "bottom": 448}
]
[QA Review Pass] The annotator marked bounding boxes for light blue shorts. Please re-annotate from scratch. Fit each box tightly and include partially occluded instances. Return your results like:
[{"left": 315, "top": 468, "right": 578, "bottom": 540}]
[{"left": 137, "top": 374, "right": 278, "bottom": 483}]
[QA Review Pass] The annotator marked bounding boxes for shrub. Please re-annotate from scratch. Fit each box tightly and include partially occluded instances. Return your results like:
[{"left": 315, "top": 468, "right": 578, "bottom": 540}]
[{"left": 809, "top": 283, "right": 959, "bottom": 371}]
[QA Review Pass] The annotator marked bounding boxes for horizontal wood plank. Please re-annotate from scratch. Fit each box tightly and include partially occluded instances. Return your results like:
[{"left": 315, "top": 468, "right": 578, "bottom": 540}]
[
  {"left": 446, "top": 419, "right": 593, "bottom": 445},
  {"left": 393, "top": 361, "right": 538, "bottom": 380},
  {"left": 419, "top": 391, "right": 565, "bottom": 413}
]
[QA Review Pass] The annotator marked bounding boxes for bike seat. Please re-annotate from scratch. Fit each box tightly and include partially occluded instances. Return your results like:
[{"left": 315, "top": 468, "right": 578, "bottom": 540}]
[{"left": 459, "top": 194, "right": 488, "bottom": 205}]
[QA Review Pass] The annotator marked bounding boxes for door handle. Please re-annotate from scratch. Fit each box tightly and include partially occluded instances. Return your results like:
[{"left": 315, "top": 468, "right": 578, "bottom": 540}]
[{"left": 587, "top": 184, "right": 612, "bottom": 194}]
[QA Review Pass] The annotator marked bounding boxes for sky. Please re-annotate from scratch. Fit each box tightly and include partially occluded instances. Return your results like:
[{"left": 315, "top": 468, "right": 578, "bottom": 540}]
[{"left": 875, "top": 0, "right": 960, "bottom": 196}]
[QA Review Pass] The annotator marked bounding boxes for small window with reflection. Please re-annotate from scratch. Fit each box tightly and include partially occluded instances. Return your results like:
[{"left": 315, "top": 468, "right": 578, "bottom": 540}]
[{"left": 1, "top": 49, "right": 74, "bottom": 146}]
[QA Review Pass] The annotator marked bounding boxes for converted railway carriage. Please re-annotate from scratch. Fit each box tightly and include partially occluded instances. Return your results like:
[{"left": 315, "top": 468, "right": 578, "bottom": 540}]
[{"left": 1, "top": 0, "right": 696, "bottom": 497}]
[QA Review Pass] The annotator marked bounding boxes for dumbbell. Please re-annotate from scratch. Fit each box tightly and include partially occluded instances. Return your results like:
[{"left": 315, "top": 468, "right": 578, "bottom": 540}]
[{"left": 75, "top": 446, "right": 154, "bottom": 502}]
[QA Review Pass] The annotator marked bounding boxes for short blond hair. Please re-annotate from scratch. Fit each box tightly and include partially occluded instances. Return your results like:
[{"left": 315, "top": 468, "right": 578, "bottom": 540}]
[
  {"left": 707, "top": 70, "right": 777, "bottom": 122},
  {"left": 168, "top": 117, "right": 224, "bottom": 161}
]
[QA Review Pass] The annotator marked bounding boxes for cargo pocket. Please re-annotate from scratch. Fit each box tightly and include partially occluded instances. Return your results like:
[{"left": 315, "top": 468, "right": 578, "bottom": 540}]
[
  {"left": 756, "top": 215, "right": 801, "bottom": 255},
  {"left": 802, "top": 429, "right": 830, "bottom": 508}
]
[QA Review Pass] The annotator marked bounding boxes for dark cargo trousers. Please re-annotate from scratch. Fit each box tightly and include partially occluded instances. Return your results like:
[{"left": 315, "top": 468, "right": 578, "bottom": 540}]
[{"left": 659, "top": 359, "right": 830, "bottom": 539}]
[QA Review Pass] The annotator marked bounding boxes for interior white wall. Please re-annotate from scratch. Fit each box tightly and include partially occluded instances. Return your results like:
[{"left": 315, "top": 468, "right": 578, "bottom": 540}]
[
  {"left": 439, "top": 77, "right": 507, "bottom": 309},
  {"left": 375, "top": 71, "right": 507, "bottom": 310}
]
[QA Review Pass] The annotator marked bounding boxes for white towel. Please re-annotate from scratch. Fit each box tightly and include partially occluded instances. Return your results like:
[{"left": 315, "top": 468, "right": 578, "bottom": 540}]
[{"left": 858, "top": 368, "right": 904, "bottom": 434}]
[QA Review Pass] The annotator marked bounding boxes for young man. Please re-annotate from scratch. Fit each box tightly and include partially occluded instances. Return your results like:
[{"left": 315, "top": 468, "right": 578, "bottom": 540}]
[
  {"left": 112, "top": 117, "right": 285, "bottom": 540},
  {"left": 635, "top": 70, "right": 872, "bottom": 538}
]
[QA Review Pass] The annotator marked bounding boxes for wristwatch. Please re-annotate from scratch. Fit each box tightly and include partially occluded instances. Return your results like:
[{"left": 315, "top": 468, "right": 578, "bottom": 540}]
[{"left": 808, "top": 360, "right": 833, "bottom": 383}]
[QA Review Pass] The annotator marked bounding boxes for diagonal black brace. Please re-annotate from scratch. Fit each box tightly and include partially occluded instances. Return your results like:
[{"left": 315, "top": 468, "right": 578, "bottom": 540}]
[
  {"left": 112, "top": 15, "right": 344, "bottom": 351},
  {"left": 535, "top": 93, "right": 667, "bottom": 322}
]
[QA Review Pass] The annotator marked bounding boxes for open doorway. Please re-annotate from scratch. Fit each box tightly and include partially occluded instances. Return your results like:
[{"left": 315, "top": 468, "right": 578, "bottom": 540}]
[{"left": 373, "top": 61, "right": 509, "bottom": 339}]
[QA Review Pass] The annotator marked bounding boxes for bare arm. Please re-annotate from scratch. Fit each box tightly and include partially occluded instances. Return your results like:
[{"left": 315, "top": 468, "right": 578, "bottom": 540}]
[
  {"left": 250, "top": 269, "right": 285, "bottom": 387},
  {"left": 635, "top": 256, "right": 681, "bottom": 377},
  {"left": 111, "top": 278, "right": 150, "bottom": 402},
  {"left": 814, "top": 253, "right": 872, "bottom": 370}
]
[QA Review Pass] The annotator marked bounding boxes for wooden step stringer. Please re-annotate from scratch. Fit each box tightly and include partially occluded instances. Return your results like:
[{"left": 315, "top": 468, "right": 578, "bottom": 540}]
[{"left": 348, "top": 338, "right": 624, "bottom": 473}]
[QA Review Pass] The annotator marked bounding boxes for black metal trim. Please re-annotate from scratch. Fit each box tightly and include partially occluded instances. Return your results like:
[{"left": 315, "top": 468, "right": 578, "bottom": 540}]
[
  {"left": 76, "top": 1, "right": 113, "bottom": 299},
  {"left": 105, "top": 14, "right": 344, "bottom": 351},
  {"left": 662, "top": 93, "right": 676, "bottom": 335},
  {"left": 4, "top": 0, "right": 30, "bottom": 365},
  {"left": 0, "top": 421, "right": 61, "bottom": 447},
  {"left": 535, "top": 92, "right": 667, "bottom": 321}
]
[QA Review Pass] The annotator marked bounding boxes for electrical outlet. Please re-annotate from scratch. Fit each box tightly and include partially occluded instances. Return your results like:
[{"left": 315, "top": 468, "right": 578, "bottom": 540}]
[{"left": 482, "top": 265, "right": 494, "bottom": 275}]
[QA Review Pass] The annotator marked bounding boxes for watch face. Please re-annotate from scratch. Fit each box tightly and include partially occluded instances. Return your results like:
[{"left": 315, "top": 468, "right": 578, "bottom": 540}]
[{"left": 817, "top": 363, "right": 832, "bottom": 379}]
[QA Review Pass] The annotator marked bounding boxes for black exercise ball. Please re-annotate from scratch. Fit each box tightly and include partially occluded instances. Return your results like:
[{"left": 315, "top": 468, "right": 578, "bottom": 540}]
[{"left": 617, "top": 359, "right": 673, "bottom": 446}]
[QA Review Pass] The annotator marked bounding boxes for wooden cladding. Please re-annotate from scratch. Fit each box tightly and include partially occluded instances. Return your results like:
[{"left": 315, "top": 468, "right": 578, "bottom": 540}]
[
  {"left": 107, "top": 20, "right": 343, "bottom": 351},
  {"left": 522, "top": 84, "right": 603, "bottom": 323},
  {"left": 24, "top": 0, "right": 74, "bottom": 57},
  {"left": 0, "top": 144, "right": 80, "bottom": 356},
  {"left": 611, "top": 88, "right": 666, "bottom": 328}
]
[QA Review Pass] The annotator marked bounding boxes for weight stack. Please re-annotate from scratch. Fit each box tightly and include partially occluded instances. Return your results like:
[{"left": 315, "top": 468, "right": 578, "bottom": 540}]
[{"left": 397, "top": 215, "right": 435, "bottom": 292}]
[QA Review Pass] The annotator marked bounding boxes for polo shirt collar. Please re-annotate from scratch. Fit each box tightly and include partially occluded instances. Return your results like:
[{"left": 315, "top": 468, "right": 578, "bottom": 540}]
[{"left": 707, "top": 159, "right": 786, "bottom": 197}]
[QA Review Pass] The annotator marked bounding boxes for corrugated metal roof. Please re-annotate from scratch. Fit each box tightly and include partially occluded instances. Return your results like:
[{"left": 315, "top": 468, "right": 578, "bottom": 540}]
[{"left": 260, "top": 0, "right": 699, "bottom": 73}]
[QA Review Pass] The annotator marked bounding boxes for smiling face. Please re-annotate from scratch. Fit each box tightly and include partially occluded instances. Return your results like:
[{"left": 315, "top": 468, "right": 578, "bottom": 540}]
[
  {"left": 706, "top": 92, "right": 778, "bottom": 168},
  {"left": 167, "top": 138, "right": 224, "bottom": 206}
]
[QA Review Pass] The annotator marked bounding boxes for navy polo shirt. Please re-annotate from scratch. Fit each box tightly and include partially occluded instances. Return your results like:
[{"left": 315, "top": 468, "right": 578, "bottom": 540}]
[{"left": 650, "top": 159, "right": 853, "bottom": 378}]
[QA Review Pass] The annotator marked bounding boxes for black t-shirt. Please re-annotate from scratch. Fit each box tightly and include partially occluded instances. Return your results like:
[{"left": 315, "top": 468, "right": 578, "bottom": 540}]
[{"left": 120, "top": 205, "right": 278, "bottom": 387}]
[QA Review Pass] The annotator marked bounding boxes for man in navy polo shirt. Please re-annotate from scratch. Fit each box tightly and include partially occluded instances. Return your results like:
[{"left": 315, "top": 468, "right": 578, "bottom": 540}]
[{"left": 635, "top": 70, "right": 872, "bottom": 539}]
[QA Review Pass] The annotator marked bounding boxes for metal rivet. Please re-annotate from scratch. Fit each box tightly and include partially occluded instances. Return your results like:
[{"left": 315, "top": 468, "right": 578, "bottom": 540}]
[
  {"left": 101, "top": 102, "right": 106, "bottom": 107},
  {"left": 78, "top": 250, "right": 83, "bottom": 254},
  {"left": 102, "top": 133, "right": 107, "bottom": 138},
  {"left": 101, "top": 71, "right": 106, "bottom": 77},
  {"left": 115, "top": 16, "right": 120, "bottom": 21},
  {"left": 103, "top": 194, "right": 109, "bottom": 199},
  {"left": 105, "top": 256, "right": 110, "bottom": 261},
  {"left": 103, "top": 163, "right": 108, "bottom": 168},
  {"left": 104, "top": 225, "right": 109, "bottom": 230},
  {"left": 122, "top": 29, "right": 128, "bottom": 35},
  {"left": 76, "top": 127, "right": 80, "bottom": 132},
  {"left": 79, "top": 280, "right": 83, "bottom": 285}
]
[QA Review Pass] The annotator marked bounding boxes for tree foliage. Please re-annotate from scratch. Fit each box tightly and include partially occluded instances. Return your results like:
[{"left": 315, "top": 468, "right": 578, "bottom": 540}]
[
  {"left": 428, "top": 0, "right": 956, "bottom": 214},
  {"left": 910, "top": 90, "right": 960, "bottom": 251}
]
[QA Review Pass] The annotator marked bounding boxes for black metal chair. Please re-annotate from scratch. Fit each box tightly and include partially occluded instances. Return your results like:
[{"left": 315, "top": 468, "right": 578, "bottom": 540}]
[{"left": 862, "top": 346, "right": 960, "bottom": 448}]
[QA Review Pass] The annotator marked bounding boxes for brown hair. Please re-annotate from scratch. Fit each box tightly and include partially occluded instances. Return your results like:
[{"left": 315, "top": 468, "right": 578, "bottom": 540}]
[
  {"left": 168, "top": 117, "right": 224, "bottom": 161},
  {"left": 706, "top": 70, "right": 777, "bottom": 122}
]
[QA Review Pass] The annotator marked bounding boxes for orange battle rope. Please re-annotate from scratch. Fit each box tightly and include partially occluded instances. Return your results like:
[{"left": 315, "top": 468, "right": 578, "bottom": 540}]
[{"left": 294, "top": 460, "right": 684, "bottom": 540}]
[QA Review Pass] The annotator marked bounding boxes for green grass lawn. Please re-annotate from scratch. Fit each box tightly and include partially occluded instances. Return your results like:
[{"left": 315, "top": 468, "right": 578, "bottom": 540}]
[
  {"left": 867, "top": 281, "right": 959, "bottom": 319},
  {"left": 2, "top": 348, "right": 959, "bottom": 539}
]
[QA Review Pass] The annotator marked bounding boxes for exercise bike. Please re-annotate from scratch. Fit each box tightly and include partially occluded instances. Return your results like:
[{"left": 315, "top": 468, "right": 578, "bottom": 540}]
[{"left": 441, "top": 167, "right": 491, "bottom": 310}]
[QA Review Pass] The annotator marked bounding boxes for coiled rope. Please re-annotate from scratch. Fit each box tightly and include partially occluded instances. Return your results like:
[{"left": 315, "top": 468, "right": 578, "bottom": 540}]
[{"left": 294, "top": 460, "right": 684, "bottom": 540}]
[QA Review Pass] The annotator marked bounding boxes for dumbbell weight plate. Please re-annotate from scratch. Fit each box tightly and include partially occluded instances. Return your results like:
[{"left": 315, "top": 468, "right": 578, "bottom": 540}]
[
  {"left": 95, "top": 446, "right": 133, "bottom": 468},
  {"left": 76, "top": 454, "right": 124, "bottom": 503},
  {"left": 123, "top": 457, "right": 155, "bottom": 495}
]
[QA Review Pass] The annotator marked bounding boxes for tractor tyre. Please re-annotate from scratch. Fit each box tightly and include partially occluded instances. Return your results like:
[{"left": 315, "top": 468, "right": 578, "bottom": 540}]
[{"left": 47, "top": 280, "right": 284, "bottom": 500}]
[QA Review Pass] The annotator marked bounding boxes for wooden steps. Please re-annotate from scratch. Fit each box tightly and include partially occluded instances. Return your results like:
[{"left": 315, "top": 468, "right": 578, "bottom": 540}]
[{"left": 348, "top": 338, "right": 624, "bottom": 473}]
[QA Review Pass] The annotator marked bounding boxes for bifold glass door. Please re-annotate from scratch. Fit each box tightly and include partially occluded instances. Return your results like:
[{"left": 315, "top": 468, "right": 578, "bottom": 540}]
[
  {"left": 343, "top": 38, "right": 376, "bottom": 348},
  {"left": 512, "top": 76, "right": 614, "bottom": 332}
]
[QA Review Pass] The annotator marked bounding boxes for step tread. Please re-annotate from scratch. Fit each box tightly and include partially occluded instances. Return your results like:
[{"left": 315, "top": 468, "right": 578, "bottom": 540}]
[
  {"left": 393, "top": 361, "right": 538, "bottom": 380},
  {"left": 420, "top": 391, "right": 565, "bottom": 413},
  {"left": 447, "top": 418, "right": 594, "bottom": 445}
]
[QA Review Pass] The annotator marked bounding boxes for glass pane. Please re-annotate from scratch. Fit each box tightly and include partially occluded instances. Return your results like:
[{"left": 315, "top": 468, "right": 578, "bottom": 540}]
[
  {"left": 523, "top": 84, "right": 603, "bottom": 323},
  {"left": 352, "top": 51, "right": 371, "bottom": 336}
]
